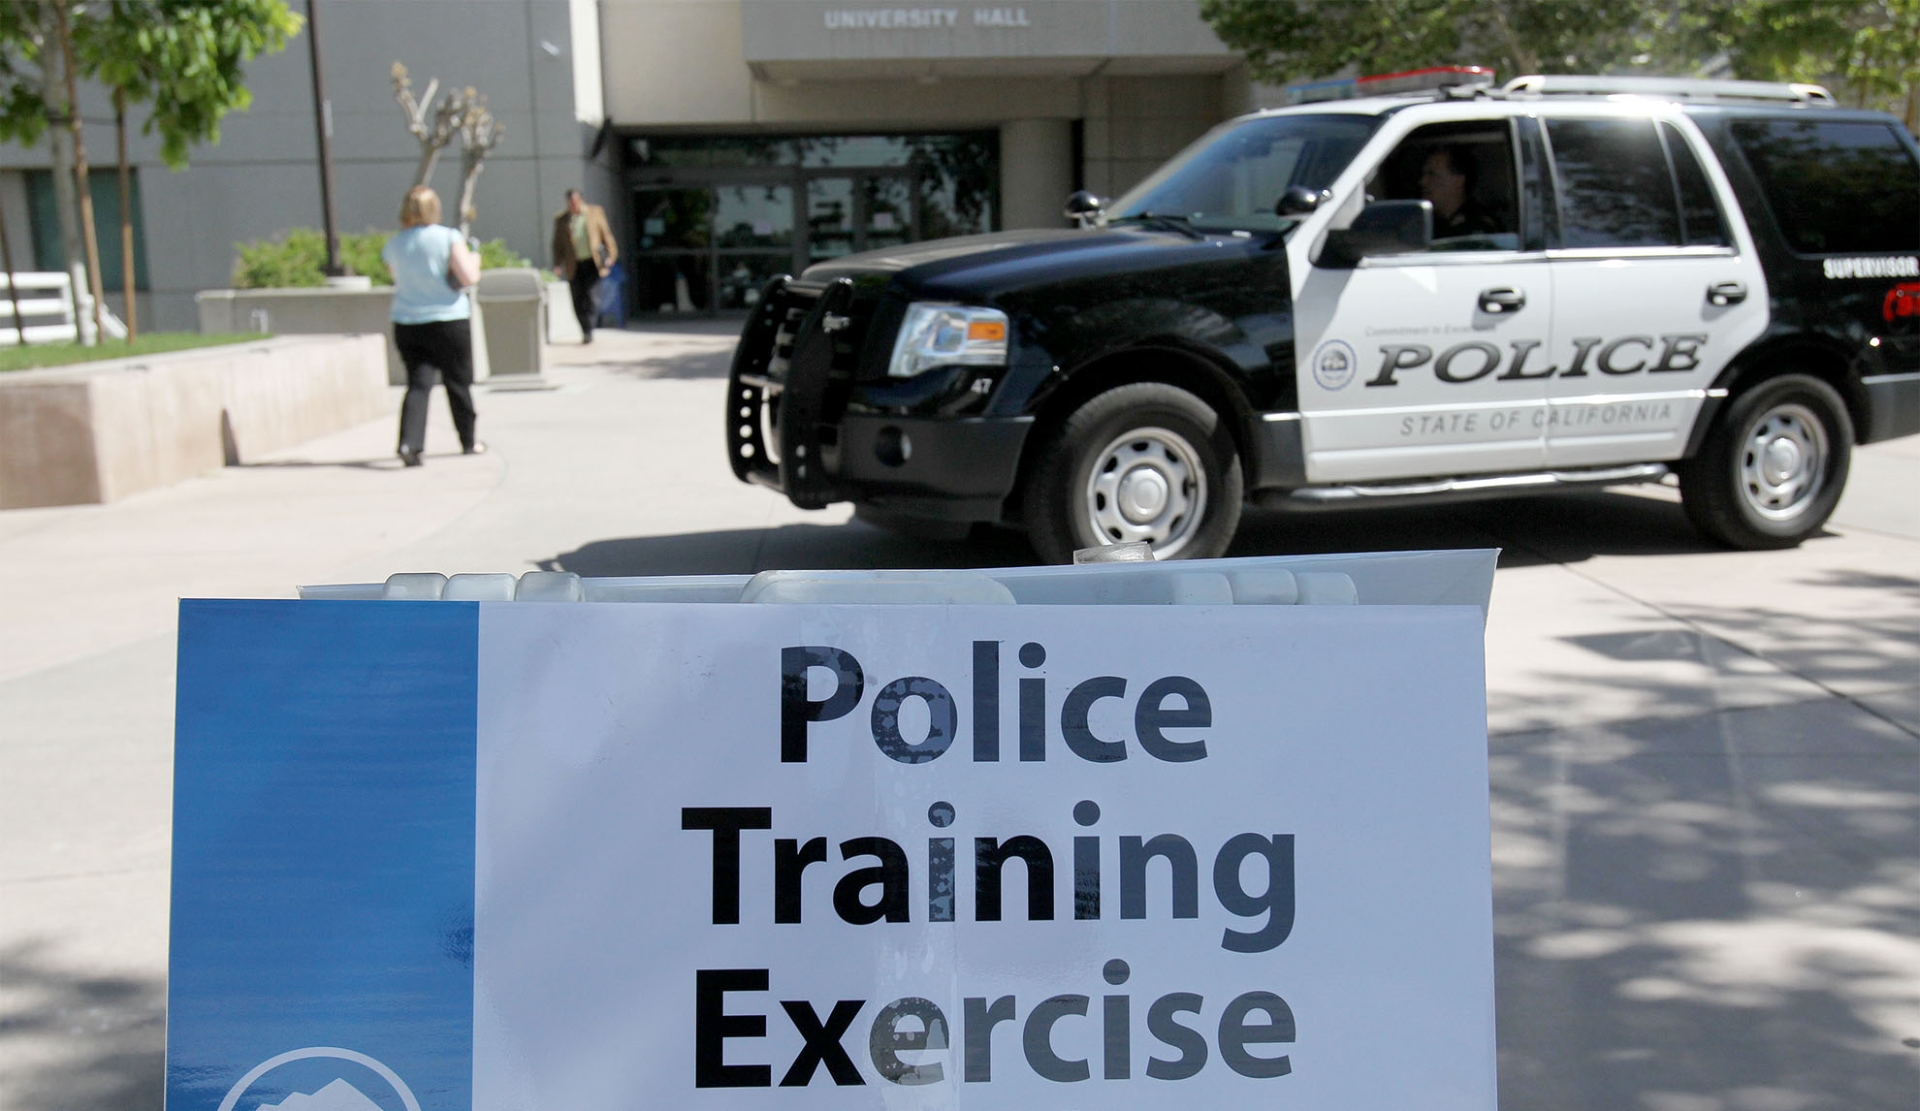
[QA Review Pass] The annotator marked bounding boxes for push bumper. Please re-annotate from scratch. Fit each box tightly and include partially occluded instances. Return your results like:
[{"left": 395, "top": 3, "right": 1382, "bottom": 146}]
[{"left": 726, "top": 275, "right": 1032, "bottom": 521}]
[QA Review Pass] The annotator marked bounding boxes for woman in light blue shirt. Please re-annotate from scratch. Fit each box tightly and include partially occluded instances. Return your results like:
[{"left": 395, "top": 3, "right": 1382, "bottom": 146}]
[{"left": 383, "top": 186, "right": 482, "bottom": 466}]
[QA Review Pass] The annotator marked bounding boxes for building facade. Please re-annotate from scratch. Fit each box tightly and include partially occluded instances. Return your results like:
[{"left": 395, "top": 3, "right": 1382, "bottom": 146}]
[{"left": 0, "top": 0, "right": 1272, "bottom": 329}]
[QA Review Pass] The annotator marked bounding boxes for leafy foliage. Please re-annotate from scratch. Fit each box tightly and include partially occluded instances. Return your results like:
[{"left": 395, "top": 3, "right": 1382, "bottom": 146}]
[
  {"left": 231, "top": 228, "right": 530, "bottom": 289},
  {"left": 0, "top": 1, "right": 299, "bottom": 168},
  {"left": 1197, "top": 0, "right": 1662, "bottom": 83},
  {"left": 1198, "top": 0, "right": 1920, "bottom": 126},
  {"left": 80, "top": 0, "right": 303, "bottom": 168}
]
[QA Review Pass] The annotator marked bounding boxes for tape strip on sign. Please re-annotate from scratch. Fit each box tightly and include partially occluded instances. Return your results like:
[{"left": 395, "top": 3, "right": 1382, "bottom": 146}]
[{"left": 169, "top": 598, "right": 1496, "bottom": 1111}]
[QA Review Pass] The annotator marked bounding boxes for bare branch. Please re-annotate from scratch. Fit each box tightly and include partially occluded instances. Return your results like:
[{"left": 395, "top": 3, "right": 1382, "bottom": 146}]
[
  {"left": 457, "top": 92, "right": 503, "bottom": 237},
  {"left": 392, "top": 60, "right": 461, "bottom": 188}
]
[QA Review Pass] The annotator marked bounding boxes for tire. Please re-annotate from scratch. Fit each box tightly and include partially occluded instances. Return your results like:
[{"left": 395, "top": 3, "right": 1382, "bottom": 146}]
[
  {"left": 1026, "top": 382, "right": 1243, "bottom": 565},
  {"left": 1677, "top": 373, "right": 1852, "bottom": 550}
]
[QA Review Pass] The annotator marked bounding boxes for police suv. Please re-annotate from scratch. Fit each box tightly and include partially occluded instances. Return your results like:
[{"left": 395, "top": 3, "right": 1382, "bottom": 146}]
[{"left": 727, "top": 72, "right": 1920, "bottom": 563}]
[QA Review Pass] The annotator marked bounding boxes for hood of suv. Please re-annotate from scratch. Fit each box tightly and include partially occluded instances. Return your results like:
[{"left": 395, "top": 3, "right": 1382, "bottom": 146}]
[{"left": 801, "top": 225, "right": 1268, "bottom": 301}]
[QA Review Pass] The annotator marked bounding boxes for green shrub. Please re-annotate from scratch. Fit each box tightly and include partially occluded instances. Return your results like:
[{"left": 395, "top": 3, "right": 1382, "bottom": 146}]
[
  {"left": 232, "top": 228, "right": 533, "bottom": 289},
  {"left": 479, "top": 239, "right": 532, "bottom": 270}
]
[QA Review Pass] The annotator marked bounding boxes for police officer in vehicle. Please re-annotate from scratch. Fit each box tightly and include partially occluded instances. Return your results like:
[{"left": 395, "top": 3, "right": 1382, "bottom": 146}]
[{"left": 1419, "top": 146, "right": 1500, "bottom": 238}]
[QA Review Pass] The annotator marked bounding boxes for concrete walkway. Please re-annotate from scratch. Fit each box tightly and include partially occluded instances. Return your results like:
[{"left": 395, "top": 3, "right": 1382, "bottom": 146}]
[{"left": 1, "top": 325, "right": 1915, "bottom": 1110}]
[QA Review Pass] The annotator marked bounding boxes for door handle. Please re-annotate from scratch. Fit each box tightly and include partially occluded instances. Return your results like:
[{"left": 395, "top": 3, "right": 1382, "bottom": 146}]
[
  {"left": 1478, "top": 287, "right": 1526, "bottom": 314},
  {"left": 1707, "top": 281, "right": 1747, "bottom": 306}
]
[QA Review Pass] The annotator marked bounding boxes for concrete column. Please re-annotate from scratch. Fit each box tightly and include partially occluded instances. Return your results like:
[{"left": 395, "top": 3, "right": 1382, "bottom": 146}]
[{"left": 998, "top": 119, "right": 1075, "bottom": 230}]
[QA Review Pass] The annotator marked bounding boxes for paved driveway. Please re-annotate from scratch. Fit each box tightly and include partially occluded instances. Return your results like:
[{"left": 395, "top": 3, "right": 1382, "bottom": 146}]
[{"left": 2, "top": 324, "right": 1915, "bottom": 1110}]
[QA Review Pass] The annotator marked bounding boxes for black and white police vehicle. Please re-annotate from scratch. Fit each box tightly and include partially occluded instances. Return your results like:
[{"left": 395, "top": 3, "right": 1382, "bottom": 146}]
[{"left": 727, "top": 70, "right": 1920, "bottom": 563}]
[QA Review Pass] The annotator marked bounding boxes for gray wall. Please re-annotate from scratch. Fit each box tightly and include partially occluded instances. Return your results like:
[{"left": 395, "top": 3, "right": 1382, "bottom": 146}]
[{"left": 1, "top": 0, "right": 608, "bottom": 332}]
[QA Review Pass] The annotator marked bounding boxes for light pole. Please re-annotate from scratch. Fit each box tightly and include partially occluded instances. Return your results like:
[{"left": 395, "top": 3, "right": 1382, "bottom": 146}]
[{"left": 307, "top": 0, "right": 344, "bottom": 278}]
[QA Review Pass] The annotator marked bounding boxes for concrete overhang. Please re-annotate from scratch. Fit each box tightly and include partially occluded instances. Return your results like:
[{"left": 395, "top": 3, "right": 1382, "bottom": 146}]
[
  {"left": 748, "top": 53, "right": 1239, "bottom": 82},
  {"left": 741, "top": 0, "right": 1237, "bottom": 79}
]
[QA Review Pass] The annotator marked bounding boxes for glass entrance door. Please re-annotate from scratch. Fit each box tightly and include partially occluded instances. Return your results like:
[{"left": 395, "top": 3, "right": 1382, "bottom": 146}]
[
  {"left": 626, "top": 130, "right": 1000, "bottom": 315},
  {"left": 633, "top": 188, "right": 712, "bottom": 314},
  {"left": 714, "top": 181, "right": 793, "bottom": 310},
  {"left": 807, "top": 172, "right": 917, "bottom": 265}
]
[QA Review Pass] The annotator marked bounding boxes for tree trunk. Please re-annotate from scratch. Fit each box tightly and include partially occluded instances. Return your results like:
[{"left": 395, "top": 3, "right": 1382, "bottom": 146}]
[
  {"left": 458, "top": 162, "right": 482, "bottom": 238},
  {"left": 415, "top": 147, "right": 442, "bottom": 190},
  {"left": 115, "top": 88, "right": 136, "bottom": 343},
  {"left": 38, "top": 1, "right": 94, "bottom": 345},
  {"left": 54, "top": 1, "right": 107, "bottom": 345},
  {"left": 0, "top": 208, "right": 25, "bottom": 346}
]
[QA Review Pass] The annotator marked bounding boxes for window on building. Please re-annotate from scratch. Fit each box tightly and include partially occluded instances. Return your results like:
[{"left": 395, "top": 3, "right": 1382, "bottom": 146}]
[
  {"left": 26, "top": 169, "right": 150, "bottom": 291},
  {"left": 1731, "top": 119, "right": 1920, "bottom": 254},
  {"left": 625, "top": 131, "right": 998, "bottom": 313},
  {"left": 1546, "top": 118, "right": 1682, "bottom": 250}
]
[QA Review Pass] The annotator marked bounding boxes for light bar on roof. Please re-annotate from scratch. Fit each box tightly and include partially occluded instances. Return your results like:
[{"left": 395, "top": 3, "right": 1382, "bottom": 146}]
[{"left": 1283, "top": 66, "right": 1495, "bottom": 105}]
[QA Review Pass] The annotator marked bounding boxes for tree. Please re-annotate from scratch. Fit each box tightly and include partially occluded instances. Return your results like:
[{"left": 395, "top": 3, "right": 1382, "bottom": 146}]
[
  {"left": 1199, "top": 0, "right": 1920, "bottom": 132},
  {"left": 392, "top": 62, "right": 467, "bottom": 188},
  {"left": 1197, "top": 0, "right": 1665, "bottom": 84},
  {"left": 455, "top": 91, "right": 501, "bottom": 238},
  {"left": 391, "top": 62, "right": 504, "bottom": 238},
  {"left": 1685, "top": 0, "right": 1920, "bottom": 128},
  {"left": 0, "top": 0, "right": 297, "bottom": 344}
]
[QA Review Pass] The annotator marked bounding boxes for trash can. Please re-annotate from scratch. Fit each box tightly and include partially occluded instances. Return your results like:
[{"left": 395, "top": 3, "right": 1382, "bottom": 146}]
[{"left": 474, "top": 268, "right": 546, "bottom": 379}]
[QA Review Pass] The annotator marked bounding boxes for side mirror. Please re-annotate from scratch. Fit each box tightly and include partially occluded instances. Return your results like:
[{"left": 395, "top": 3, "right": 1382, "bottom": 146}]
[
  {"left": 1064, "top": 190, "right": 1105, "bottom": 225},
  {"left": 1275, "top": 186, "right": 1328, "bottom": 217},
  {"left": 1320, "top": 200, "right": 1433, "bottom": 267}
]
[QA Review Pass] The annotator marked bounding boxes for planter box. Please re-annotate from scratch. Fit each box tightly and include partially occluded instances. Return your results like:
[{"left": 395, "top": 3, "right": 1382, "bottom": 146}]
[
  {"left": 196, "top": 287, "right": 497, "bottom": 386},
  {"left": 0, "top": 334, "right": 388, "bottom": 509}
]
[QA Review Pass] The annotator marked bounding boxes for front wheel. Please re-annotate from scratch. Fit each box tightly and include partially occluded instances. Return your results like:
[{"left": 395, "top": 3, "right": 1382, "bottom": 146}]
[
  {"left": 1677, "top": 373, "right": 1852, "bottom": 549},
  {"left": 1026, "top": 382, "right": 1243, "bottom": 564}
]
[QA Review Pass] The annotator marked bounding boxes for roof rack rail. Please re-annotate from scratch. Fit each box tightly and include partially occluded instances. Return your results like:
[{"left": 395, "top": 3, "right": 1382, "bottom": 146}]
[{"left": 1503, "top": 75, "right": 1835, "bottom": 105}]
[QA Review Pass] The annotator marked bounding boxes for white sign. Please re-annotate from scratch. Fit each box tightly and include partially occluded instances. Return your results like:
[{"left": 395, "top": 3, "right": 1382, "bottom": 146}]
[{"left": 474, "top": 602, "right": 1493, "bottom": 1109}]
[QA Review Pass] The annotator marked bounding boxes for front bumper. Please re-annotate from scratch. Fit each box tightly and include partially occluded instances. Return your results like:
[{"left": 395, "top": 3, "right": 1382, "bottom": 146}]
[{"left": 726, "top": 276, "right": 1033, "bottom": 520}]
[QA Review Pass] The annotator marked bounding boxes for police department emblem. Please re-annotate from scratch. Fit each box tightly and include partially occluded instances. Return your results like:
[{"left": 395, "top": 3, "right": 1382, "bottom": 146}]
[{"left": 1312, "top": 340, "right": 1358, "bottom": 390}]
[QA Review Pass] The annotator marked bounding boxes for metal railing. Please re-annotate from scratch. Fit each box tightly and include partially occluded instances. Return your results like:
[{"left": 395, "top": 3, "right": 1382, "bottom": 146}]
[{"left": 0, "top": 270, "right": 128, "bottom": 345}]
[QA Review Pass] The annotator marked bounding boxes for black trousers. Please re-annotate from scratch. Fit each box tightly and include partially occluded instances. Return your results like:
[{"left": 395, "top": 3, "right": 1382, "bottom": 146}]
[
  {"left": 394, "top": 318, "right": 477, "bottom": 453},
  {"left": 569, "top": 260, "right": 600, "bottom": 338}
]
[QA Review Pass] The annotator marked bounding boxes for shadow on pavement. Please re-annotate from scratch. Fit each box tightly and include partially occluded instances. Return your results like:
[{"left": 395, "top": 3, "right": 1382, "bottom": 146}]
[
  {"left": 546, "top": 519, "right": 1037, "bottom": 577},
  {"left": 0, "top": 939, "right": 165, "bottom": 1111},
  {"left": 569, "top": 346, "right": 733, "bottom": 380},
  {"left": 1490, "top": 699, "right": 1920, "bottom": 1110},
  {"left": 547, "top": 488, "right": 1731, "bottom": 577},
  {"left": 1232, "top": 487, "right": 1737, "bottom": 567}
]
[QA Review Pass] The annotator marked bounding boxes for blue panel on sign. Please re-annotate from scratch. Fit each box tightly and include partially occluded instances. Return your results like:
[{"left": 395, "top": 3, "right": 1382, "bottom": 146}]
[{"left": 168, "top": 600, "right": 477, "bottom": 1111}]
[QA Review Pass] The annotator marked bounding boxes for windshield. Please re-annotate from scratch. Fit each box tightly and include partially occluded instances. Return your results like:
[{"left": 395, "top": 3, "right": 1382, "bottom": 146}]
[{"left": 1110, "top": 114, "right": 1381, "bottom": 232}]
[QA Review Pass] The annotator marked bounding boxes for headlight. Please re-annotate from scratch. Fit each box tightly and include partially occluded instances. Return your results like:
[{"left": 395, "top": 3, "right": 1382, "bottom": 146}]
[{"left": 886, "top": 303, "right": 1009, "bottom": 379}]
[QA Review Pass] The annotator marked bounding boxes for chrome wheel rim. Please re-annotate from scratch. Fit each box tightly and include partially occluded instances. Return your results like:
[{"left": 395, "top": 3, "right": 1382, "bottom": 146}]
[
  {"left": 1083, "top": 426, "right": 1207, "bottom": 557},
  {"left": 1739, "top": 402, "right": 1827, "bottom": 522}
]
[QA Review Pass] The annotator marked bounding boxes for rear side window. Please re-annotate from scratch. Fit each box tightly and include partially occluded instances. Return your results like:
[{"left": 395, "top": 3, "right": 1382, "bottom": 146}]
[
  {"left": 1546, "top": 118, "right": 1681, "bottom": 248},
  {"left": 1731, "top": 119, "right": 1920, "bottom": 254},
  {"left": 1661, "top": 122, "right": 1731, "bottom": 247}
]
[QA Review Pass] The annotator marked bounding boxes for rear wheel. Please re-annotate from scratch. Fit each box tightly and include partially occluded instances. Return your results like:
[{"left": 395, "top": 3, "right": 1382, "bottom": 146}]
[
  {"left": 1026, "top": 382, "right": 1242, "bottom": 564},
  {"left": 1677, "top": 373, "right": 1852, "bottom": 549}
]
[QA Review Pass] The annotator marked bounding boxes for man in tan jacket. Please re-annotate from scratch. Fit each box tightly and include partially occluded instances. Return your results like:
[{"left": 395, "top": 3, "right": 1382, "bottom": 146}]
[{"left": 551, "top": 189, "right": 618, "bottom": 342}]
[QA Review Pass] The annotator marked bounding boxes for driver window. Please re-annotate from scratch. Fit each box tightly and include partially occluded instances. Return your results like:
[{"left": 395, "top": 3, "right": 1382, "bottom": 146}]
[{"left": 1367, "top": 121, "right": 1521, "bottom": 252}]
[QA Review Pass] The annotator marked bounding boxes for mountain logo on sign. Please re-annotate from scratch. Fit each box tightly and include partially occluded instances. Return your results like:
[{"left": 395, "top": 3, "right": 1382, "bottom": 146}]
[
  {"left": 254, "top": 1078, "right": 384, "bottom": 1111},
  {"left": 214, "top": 1048, "right": 422, "bottom": 1111}
]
